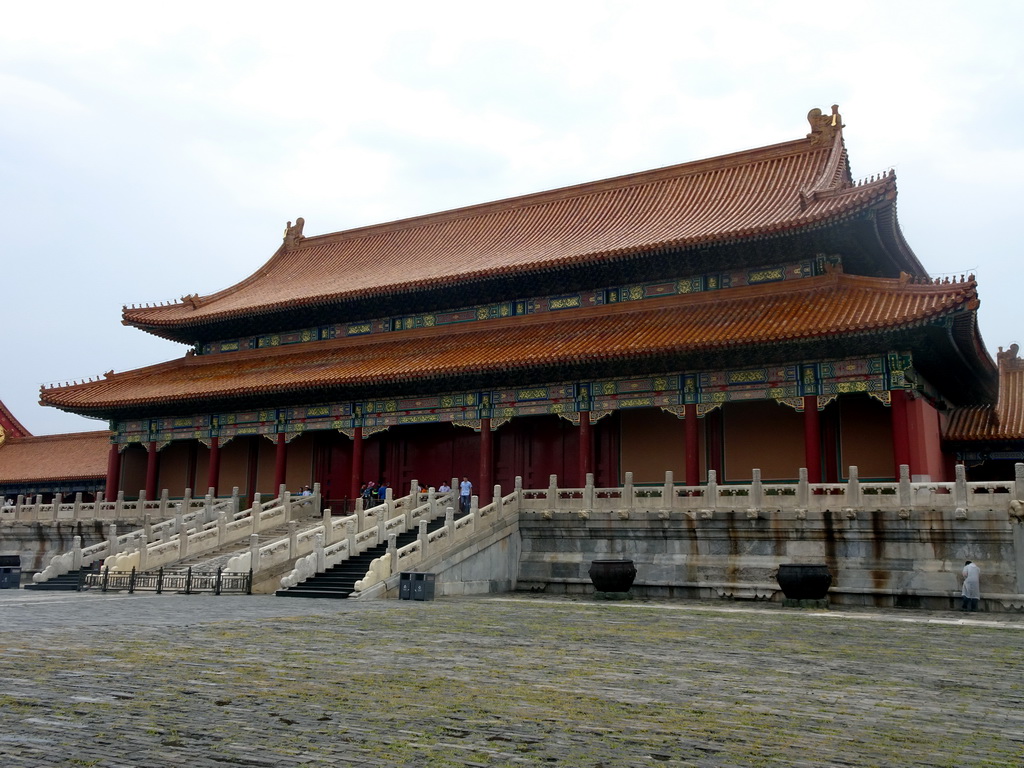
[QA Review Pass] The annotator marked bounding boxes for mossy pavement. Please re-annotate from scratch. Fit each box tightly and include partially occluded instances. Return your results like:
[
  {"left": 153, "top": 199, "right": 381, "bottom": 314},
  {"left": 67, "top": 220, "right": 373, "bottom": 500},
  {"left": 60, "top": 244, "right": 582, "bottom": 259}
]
[{"left": 0, "top": 591, "right": 1022, "bottom": 767}]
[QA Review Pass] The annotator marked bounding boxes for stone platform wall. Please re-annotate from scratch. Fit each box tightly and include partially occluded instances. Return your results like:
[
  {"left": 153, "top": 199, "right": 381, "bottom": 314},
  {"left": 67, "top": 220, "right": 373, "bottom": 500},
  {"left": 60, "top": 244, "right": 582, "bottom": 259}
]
[{"left": 515, "top": 508, "right": 1024, "bottom": 611}]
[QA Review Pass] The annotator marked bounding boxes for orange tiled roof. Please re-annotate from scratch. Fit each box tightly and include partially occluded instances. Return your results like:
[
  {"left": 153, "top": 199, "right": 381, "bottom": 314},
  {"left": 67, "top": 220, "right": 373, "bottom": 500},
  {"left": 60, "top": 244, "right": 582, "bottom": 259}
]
[
  {"left": 122, "top": 111, "right": 920, "bottom": 337},
  {"left": 47, "top": 270, "right": 977, "bottom": 417},
  {"left": 0, "top": 399, "right": 31, "bottom": 439},
  {"left": 946, "top": 347, "right": 1024, "bottom": 441},
  {"left": 0, "top": 431, "right": 110, "bottom": 484}
]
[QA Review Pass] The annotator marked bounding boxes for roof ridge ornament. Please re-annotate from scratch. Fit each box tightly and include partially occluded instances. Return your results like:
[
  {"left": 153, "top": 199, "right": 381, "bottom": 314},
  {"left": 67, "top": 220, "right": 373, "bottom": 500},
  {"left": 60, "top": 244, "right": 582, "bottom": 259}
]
[
  {"left": 283, "top": 217, "right": 305, "bottom": 250},
  {"left": 807, "top": 104, "right": 844, "bottom": 146},
  {"left": 997, "top": 343, "right": 1024, "bottom": 371}
]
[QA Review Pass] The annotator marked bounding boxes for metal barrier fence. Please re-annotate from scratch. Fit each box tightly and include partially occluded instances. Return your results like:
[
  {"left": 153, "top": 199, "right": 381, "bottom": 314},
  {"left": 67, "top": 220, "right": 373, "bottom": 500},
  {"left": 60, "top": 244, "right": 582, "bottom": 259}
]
[{"left": 83, "top": 566, "right": 253, "bottom": 595}]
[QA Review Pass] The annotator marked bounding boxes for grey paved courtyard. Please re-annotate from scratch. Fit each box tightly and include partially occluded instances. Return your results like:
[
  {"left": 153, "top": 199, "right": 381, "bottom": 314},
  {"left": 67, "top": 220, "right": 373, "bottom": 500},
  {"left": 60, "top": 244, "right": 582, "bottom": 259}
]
[{"left": 0, "top": 591, "right": 1022, "bottom": 767}]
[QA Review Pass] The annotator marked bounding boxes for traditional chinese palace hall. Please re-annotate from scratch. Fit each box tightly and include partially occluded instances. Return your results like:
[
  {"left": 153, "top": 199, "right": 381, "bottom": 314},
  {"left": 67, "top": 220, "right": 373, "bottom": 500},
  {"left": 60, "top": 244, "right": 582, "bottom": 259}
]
[{"left": 37, "top": 106, "right": 1020, "bottom": 510}]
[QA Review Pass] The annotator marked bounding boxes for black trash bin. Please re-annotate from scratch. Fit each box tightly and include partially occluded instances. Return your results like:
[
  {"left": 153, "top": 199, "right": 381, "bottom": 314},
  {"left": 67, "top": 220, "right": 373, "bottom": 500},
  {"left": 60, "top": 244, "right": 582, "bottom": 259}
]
[
  {"left": 399, "top": 572, "right": 413, "bottom": 600},
  {"left": 0, "top": 555, "right": 22, "bottom": 589},
  {"left": 411, "top": 573, "right": 436, "bottom": 601}
]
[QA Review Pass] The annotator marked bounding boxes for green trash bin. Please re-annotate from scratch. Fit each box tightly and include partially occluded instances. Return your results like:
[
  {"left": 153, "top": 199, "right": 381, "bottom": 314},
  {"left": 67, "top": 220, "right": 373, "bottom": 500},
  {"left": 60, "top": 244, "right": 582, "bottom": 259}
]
[
  {"left": 399, "top": 572, "right": 413, "bottom": 600},
  {"left": 411, "top": 573, "right": 436, "bottom": 601}
]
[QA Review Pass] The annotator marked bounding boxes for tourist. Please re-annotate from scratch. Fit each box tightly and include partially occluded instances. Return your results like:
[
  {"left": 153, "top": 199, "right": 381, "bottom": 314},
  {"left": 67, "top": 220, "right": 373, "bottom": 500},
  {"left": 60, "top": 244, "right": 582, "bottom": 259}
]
[
  {"left": 438, "top": 481, "right": 451, "bottom": 494},
  {"left": 299, "top": 485, "right": 312, "bottom": 496},
  {"left": 962, "top": 560, "right": 981, "bottom": 612},
  {"left": 459, "top": 476, "right": 472, "bottom": 514}
]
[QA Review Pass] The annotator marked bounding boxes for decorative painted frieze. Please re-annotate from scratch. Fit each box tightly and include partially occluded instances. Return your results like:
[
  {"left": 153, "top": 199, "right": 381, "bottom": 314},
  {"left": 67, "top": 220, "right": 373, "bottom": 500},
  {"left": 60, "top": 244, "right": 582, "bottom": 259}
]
[
  {"left": 200, "top": 255, "right": 836, "bottom": 355},
  {"left": 112, "top": 349, "right": 912, "bottom": 445}
]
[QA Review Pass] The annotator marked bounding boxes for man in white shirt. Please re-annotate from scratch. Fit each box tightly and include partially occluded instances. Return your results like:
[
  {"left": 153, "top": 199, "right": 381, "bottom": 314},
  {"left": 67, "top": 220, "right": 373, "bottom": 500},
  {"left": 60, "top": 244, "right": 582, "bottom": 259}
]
[
  {"left": 459, "top": 477, "right": 472, "bottom": 514},
  {"left": 961, "top": 560, "right": 981, "bottom": 612}
]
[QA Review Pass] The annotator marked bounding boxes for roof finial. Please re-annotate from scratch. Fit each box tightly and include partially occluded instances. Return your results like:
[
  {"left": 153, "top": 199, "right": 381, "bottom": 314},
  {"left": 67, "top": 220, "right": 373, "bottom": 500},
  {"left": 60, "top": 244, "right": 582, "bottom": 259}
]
[
  {"left": 807, "top": 104, "right": 844, "bottom": 146},
  {"left": 283, "top": 217, "right": 305, "bottom": 250}
]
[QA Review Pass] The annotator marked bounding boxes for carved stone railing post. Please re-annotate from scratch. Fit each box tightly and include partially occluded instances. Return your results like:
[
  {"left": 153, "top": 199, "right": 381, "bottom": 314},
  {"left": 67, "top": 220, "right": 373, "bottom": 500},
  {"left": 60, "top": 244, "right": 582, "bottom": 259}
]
[
  {"left": 623, "top": 471, "right": 634, "bottom": 511},
  {"left": 249, "top": 534, "right": 260, "bottom": 573},
  {"left": 446, "top": 506, "right": 456, "bottom": 541},
  {"left": 174, "top": 508, "right": 184, "bottom": 537},
  {"left": 346, "top": 518, "right": 357, "bottom": 557},
  {"left": 314, "top": 533, "right": 326, "bottom": 572},
  {"left": 311, "top": 482, "right": 321, "bottom": 518},
  {"left": 707, "top": 470, "right": 718, "bottom": 511},
  {"left": 548, "top": 474, "right": 558, "bottom": 506},
  {"left": 72, "top": 492, "right": 83, "bottom": 521},
  {"left": 750, "top": 469, "right": 763, "bottom": 513},
  {"left": 898, "top": 465, "right": 912, "bottom": 507},
  {"left": 287, "top": 520, "right": 298, "bottom": 559},
  {"left": 493, "top": 484, "right": 502, "bottom": 520},
  {"left": 71, "top": 535, "right": 82, "bottom": 571},
  {"left": 1015, "top": 463, "right": 1024, "bottom": 501},
  {"left": 584, "top": 474, "right": 595, "bottom": 511},
  {"left": 322, "top": 507, "right": 334, "bottom": 545},
  {"left": 387, "top": 533, "right": 397, "bottom": 567},
  {"left": 51, "top": 493, "right": 63, "bottom": 522},
  {"left": 178, "top": 523, "right": 189, "bottom": 559},
  {"left": 418, "top": 519, "right": 429, "bottom": 556},
  {"left": 182, "top": 488, "right": 193, "bottom": 518},
  {"left": 230, "top": 487, "right": 240, "bottom": 515},
  {"left": 797, "top": 468, "right": 809, "bottom": 509},
  {"left": 204, "top": 488, "right": 215, "bottom": 524},
  {"left": 217, "top": 510, "right": 227, "bottom": 545},
  {"left": 282, "top": 488, "right": 292, "bottom": 524},
  {"left": 384, "top": 487, "right": 395, "bottom": 520},
  {"left": 159, "top": 489, "right": 170, "bottom": 517},
  {"left": 138, "top": 535, "right": 149, "bottom": 570},
  {"left": 955, "top": 464, "right": 969, "bottom": 511},
  {"left": 251, "top": 494, "right": 263, "bottom": 534},
  {"left": 377, "top": 494, "right": 389, "bottom": 542},
  {"left": 107, "top": 524, "right": 117, "bottom": 561},
  {"left": 847, "top": 466, "right": 861, "bottom": 508},
  {"left": 115, "top": 491, "right": 125, "bottom": 520},
  {"left": 662, "top": 471, "right": 674, "bottom": 511}
]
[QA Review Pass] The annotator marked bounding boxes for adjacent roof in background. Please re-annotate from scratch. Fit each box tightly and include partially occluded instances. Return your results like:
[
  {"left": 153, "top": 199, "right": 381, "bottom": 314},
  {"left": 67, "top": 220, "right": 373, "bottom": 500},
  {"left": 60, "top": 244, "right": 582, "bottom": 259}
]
[
  {"left": 45, "top": 268, "right": 989, "bottom": 419},
  {"left": 0, "top": 399, "right": 31, "bottom": 440},
  {"left": 122, "top": 106, "right": 924, "bottom": 342},
  {"left": 0, "top": 431, "right": 110, "bottom": 485},
  {"left": 946, "top": 346, "right": 1024, "bottom": 441}
]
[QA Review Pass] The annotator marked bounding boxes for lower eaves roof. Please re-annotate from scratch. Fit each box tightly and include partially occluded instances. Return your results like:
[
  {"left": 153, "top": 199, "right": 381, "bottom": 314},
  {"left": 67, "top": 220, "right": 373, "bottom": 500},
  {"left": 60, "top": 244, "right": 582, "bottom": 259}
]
[{"left": 44, "top": 270, "right": 988, "bottom": 419}]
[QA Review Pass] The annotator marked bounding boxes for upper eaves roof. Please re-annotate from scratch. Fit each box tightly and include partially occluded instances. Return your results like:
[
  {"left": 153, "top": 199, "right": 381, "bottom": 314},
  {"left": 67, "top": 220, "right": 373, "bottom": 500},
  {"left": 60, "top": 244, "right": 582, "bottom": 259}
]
[
  {"left": 0, "top": 431, "right": 110, "bottom": 484},
  {"left": 48, "top": 270, "right": 985, "bottom": 419},
  {"left": 122, "top": 106, "right": 923, "bottom": 342}
]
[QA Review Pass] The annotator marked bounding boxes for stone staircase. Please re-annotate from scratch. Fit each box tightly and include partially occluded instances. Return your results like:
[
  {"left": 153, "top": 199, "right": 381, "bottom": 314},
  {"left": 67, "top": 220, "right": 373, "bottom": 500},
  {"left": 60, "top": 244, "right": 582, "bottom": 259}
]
[
  {"left": 23, "top": 563, "right": 100, "bottom": 591},
  {"left": 275, "top": 508, "right": 460, "bottom": 599},
  {"left": 175, "top": 521, "right": 305, "bottom": 572}
]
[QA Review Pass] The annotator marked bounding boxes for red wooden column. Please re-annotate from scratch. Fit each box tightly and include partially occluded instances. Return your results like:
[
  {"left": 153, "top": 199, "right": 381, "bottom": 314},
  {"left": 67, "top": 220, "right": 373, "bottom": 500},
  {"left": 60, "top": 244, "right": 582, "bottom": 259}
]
[
  {"left": 684, "top": 403, "right": 700, "bottom": 485},
  {"left": 145, "top": 441, "right": 159, "bottom": 499},
  {"left": 890, "top": 389, "right": 912, "bottom": 476},
  {"left": 349, "top": 426, "right": 363, "bottom": 502},
  {"left": 207, "top": 436, "right": 221, "bottom": 496},
  {"left": 274, "top": 432, "right": 287, "bottom": 492},
  {"left": 578, "top": 411, "right": 593, "bottom": 484},
  {"left": 803, "top": 396, "right": 822, "bottom": 483},
  {"left": 104, "top": 444, "right": 122, "bottom": 499},
  {"left": 479, "top": 418, "right": 493, "bottom": 506}
]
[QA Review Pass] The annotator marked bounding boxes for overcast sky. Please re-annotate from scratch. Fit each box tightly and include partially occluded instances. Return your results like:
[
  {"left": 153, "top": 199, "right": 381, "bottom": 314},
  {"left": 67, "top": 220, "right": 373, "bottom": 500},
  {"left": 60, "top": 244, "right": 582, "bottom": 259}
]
[{"left": 3, "top": 1, "right": 1021, "bottom": 435}]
